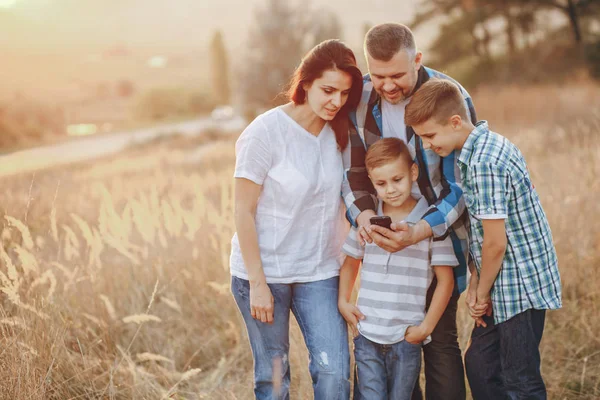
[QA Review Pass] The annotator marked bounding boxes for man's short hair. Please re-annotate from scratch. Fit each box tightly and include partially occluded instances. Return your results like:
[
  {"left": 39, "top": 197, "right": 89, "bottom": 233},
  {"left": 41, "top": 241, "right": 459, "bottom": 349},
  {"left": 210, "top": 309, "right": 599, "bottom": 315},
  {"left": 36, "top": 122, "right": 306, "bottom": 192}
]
[
  {"left": 365, "top": 137, "right": 414, "bottom": 172},
  {"left": 405, "top": 79, "right": 468, "bottom": 126},
  {"left": 364, "top": 23, "right": 417, "bottom": 62}
]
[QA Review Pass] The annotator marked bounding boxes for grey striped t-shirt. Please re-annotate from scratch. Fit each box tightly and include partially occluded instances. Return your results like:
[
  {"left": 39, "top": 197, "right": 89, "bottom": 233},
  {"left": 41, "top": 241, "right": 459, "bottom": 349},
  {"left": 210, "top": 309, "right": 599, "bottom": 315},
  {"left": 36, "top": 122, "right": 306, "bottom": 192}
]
[{"left": 342, "top": 197, "right": 458, "bottom": 345}]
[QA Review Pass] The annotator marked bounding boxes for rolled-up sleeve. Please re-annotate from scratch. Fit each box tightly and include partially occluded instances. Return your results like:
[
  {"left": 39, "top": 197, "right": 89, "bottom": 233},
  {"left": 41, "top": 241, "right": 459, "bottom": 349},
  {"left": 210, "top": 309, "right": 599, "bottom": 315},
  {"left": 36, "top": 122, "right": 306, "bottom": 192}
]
[{"left": 468, "top": 162, "right": 509, "bottom": 219}]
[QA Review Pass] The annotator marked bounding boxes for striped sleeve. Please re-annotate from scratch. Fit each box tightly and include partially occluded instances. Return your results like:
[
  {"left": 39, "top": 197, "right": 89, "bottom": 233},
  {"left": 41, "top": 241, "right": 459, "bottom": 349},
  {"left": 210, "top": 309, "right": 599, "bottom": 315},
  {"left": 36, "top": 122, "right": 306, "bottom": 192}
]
[
  {"left": 341, "top": 227, "right": 365, "bottom": 260},
  {"left": 430, "top": 236, "right": 459, "bottom": 267}
]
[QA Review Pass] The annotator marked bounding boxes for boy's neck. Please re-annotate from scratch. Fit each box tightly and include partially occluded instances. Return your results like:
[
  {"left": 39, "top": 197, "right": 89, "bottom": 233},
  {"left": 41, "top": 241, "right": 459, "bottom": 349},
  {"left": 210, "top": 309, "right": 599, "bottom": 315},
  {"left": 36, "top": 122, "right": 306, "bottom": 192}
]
[
  {"left": 382, "top": 196, "right": 418, "bottom": 220},
  {"left": 456, "top": 121, "right": 477, "bottom": 151}
]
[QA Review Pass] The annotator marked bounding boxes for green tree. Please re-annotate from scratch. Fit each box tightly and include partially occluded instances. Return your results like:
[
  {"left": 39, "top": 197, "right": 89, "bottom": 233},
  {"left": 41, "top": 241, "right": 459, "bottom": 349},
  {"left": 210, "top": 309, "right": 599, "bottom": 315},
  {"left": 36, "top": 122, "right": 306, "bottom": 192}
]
[{"left": 210, "top": 30, "right": 231, "bottom": 106}]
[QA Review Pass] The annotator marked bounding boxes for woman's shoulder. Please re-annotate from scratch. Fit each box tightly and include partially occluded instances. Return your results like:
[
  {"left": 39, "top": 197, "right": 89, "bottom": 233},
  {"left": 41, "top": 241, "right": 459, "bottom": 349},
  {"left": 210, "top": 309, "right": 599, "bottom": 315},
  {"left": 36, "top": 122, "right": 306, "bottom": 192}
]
[{"left": 242, "top": 107, "right": 284, "bottom": 137}]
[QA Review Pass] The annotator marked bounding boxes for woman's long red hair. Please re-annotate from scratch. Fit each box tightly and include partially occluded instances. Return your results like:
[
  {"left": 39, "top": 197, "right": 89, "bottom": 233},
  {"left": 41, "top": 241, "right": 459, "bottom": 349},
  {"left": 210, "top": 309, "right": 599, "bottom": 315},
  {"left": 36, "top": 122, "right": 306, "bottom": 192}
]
[{"left": 286, "top": 40, "right": 363, "bottom": 150}]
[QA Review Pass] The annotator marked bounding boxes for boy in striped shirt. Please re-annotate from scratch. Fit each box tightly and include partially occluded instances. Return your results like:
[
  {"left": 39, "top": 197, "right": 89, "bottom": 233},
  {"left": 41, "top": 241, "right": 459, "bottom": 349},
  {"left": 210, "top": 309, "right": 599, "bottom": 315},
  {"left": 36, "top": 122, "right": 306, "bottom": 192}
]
[
  {"left": 338, "top": 138, "right": 457, "bottom": 400},
  {"left": 405, "top": 79, "right": 562, "bottom": 400}
]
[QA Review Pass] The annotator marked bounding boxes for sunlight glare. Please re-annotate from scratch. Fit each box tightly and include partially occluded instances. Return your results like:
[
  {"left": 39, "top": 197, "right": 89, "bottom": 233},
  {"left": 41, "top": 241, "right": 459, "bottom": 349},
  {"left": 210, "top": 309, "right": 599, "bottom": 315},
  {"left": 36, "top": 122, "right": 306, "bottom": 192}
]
[{"left": 0, "top": 0, "right": 18, "bottom": 8}]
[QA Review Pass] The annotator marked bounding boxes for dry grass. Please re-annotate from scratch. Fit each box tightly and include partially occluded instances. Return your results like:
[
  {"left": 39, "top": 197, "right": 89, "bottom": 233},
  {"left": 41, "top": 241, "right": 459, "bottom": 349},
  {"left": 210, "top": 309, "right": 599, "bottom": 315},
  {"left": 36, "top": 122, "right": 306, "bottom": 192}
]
[{"left": 0, "top": 83, "right": 599, "bottom": 399}]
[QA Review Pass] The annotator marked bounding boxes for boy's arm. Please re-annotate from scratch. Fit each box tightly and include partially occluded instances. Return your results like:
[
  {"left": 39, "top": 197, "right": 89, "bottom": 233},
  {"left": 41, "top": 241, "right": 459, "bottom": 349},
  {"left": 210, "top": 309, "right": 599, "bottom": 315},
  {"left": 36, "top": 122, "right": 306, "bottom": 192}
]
[
  {"left": 338, "top": 227, "right": 366, "bottom": 336},
  {"left": 421, "top": 150, "right": 466, "bottom": 239},
  {"left": 476, "top": 219, "right": 507, "bottom": 305},
  {"left": 405, "top": 266, "right": 454, "bottom": 344},
  {"left": 338, "top": 255, "right": 361, "bottom": 303},
  {"left": 338, "top": 256, "right": 365, "bottom": 337}
]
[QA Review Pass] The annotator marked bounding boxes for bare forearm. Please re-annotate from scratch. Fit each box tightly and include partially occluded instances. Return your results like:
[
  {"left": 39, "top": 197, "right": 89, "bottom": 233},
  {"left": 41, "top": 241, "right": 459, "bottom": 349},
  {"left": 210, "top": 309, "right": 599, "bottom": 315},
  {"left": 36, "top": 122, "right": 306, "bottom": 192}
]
[
  {"left": 477, "top": 240, "right": 506, "bottom": 296},
  {"left": 421, "top": 268, "right": 453, "bottom": 334},
  {"left": 338, "top": 257, "right": 361, "bottom": 303},
  {"left": 235, "top": 210, "right": 266, "bottom": 283}
]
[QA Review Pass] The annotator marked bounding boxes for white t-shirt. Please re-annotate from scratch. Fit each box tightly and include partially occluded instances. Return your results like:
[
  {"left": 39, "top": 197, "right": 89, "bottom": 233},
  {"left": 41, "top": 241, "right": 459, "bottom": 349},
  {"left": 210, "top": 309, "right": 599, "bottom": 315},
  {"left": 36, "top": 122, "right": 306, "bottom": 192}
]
[
  {"left": 382, "top": 98, "right": 410, "bottom": 143},
  {"left": 381, "top": 98, "right": 421, "bottom": 198},
  {"left": 230, "top": 107, "right": 349, "bottom": 283}
]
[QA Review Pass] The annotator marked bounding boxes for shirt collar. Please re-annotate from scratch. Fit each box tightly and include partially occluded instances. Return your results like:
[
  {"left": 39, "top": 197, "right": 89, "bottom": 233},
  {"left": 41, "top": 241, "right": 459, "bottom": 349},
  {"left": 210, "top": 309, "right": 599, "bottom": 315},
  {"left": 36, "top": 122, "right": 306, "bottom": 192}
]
[
  {"left": 458, "top": 120, "right": 489, "bottom": 166},
  {"left": 377, "top": 196, "right": 429, "bottom": 225}
]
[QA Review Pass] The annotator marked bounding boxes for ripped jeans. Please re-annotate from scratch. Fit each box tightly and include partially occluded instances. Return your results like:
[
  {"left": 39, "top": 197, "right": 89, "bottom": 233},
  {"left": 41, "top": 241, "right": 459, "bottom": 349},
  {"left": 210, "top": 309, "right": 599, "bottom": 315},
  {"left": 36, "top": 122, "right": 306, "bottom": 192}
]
[{"left": 231, "top": 276, "right": 351, "bottom": 400}]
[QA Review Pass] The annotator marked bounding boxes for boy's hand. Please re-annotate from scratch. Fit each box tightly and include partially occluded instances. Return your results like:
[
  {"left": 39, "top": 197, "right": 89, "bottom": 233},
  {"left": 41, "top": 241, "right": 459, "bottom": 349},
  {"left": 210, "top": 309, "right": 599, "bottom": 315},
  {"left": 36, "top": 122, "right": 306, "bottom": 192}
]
[
  {"left": 338, "top": 301, "right": 365, "bottom": 337},
  {"left": 405, "top": 324, "right": 429, "bottom": 345},
  {"left": 466, "top": 289, "right": 490, "bottom": 327},
  {"left": 356, "top": 210, "right": 376, "bottom": 246}
]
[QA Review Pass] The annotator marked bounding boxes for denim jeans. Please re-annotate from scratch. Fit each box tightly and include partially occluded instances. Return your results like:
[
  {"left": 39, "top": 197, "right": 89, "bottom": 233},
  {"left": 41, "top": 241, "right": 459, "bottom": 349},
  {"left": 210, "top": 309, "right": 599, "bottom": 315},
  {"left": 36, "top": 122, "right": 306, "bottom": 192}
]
[
  {"left": 412, "top": 278, "right": 466, "bottom": 400},
  {"left": 353, "top": 334, "right": 422, "bottom": 400},
  {"left": 465, "top": 309, "right": 547, "bottom": 400},
  {"left": 231, "top": 276, "right": 350, "bottom": 400}
]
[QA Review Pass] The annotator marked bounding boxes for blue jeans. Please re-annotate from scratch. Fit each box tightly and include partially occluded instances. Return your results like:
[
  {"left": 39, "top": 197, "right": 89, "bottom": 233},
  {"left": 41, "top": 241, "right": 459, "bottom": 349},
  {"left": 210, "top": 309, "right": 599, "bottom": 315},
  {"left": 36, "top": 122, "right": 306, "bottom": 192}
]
[
  {"left": 231, "top": 276, "right": 350, "bottom": 400},
  {"left": 353, "top": 334, "right": 422, "bottom": 400},
  {"left": 411, "top": 280, "right": 466, "bottom": 400},
  {"left": 465, "top": 309, "right": 547, "bottom": 400}
]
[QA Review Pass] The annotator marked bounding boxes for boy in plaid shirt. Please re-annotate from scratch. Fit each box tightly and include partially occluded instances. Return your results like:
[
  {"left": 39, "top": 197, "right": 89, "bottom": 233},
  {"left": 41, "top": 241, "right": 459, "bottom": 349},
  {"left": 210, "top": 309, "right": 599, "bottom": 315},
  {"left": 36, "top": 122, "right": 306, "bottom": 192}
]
[{"left": 405, "top": 79, "right": 562, "bottom": 400}]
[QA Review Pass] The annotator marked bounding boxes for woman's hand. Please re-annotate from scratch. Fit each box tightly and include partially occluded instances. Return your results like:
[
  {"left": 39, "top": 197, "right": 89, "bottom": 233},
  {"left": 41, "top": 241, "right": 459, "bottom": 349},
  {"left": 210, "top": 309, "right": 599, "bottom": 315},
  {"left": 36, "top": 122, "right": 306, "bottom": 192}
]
[{"left": 250, "top": 279, "right": 274, "bottom": 324}]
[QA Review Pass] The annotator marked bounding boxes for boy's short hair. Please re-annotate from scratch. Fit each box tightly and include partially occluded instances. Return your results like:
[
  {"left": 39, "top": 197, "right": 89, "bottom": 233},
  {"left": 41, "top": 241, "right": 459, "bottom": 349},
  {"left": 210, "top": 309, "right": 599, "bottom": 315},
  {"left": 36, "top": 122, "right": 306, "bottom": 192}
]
[
  {"left": 364, "top": 23, "right": 417, "bottom": 62},
  {"left": 405, "top": 79, "right": 468, "bottom": 127},
  {"left": 365, "top": 137, "right": 414, "bottom": 172}
]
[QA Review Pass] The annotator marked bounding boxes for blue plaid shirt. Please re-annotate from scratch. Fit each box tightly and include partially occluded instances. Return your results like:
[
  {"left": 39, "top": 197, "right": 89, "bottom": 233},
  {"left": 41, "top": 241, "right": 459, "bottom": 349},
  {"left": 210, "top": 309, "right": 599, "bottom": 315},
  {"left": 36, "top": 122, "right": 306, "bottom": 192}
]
[
  {"left": 341, "top": 66, "right": 476, "bottom": 293},
  {"left": 457, "top": 121, "right": 562, "bottom": 324}
]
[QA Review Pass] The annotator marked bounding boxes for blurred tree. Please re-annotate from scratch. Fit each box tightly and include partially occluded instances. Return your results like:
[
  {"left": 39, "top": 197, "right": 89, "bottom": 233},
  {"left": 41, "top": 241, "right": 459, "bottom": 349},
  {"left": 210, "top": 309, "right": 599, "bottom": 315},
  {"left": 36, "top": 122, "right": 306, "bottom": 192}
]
[
  {"left": 412, "top": 0, "right": 600, "bottom": 84},
  {"left": 210, "top": 30, "right": 231, "bottom": 106},
  {"left": 240, "top": 0, "right": 347, "bottom": 112},
  {"left": 310, "top": 10, "right": 343, "bottom": 44},
  {"left": 240, "top": 0, "right": 309, "bottom": 110}
]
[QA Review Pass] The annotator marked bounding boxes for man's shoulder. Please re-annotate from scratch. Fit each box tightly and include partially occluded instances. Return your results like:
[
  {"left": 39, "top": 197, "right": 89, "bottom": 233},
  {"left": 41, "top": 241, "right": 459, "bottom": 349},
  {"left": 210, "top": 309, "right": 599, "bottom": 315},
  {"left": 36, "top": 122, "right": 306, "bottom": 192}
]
[
  {"left": 424, "top": 67, "right": 470, "bottom": 96},
  {"left": 469, "top": 130, "right": 522, "bottom": 170}
]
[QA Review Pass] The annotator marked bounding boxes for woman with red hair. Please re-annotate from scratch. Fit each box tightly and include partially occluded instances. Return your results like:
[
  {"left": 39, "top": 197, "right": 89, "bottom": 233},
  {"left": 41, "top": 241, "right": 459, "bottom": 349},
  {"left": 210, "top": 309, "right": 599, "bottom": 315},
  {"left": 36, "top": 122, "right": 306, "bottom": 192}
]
[{"left": 230, "top": 39, "right": 363, "bottom": 399}]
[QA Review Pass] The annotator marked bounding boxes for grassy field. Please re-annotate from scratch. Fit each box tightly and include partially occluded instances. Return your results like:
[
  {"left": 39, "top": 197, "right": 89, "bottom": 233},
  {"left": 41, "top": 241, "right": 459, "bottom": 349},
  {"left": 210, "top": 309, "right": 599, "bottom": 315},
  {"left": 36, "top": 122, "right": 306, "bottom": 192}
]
[{"left": 0, "top": 84, "right": 599, "bottom": 399}]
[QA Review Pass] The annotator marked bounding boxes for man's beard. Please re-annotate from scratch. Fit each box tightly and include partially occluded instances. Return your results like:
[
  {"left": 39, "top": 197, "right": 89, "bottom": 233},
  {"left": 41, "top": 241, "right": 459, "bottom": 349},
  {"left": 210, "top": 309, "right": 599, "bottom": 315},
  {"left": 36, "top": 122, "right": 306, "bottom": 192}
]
[{"left": 380, "top": 86, "right": 415, "bottom": 104}]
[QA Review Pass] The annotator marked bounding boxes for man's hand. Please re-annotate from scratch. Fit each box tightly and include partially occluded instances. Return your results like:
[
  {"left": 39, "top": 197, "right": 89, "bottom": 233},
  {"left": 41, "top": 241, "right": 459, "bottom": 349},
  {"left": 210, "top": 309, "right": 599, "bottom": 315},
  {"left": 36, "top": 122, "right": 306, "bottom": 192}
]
[
  {"left": 338, "top": 301, "right": 365, "bottom": 337},
  {"left": 368, "top": 219, "right": 432, "bottom": 253},
  {"left": 356, "top": 210, "right": 376, "bottom": 246},
  {"left": 405, "top": 324, "right": 430, "bottom": 345}
]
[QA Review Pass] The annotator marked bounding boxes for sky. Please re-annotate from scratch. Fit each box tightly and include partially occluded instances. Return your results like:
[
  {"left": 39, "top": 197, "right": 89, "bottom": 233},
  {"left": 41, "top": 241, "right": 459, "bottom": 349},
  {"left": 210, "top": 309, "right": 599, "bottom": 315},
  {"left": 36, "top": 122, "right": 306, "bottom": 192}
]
[{"left": 0, "top": 0, "right": 434, "bottom": 52}]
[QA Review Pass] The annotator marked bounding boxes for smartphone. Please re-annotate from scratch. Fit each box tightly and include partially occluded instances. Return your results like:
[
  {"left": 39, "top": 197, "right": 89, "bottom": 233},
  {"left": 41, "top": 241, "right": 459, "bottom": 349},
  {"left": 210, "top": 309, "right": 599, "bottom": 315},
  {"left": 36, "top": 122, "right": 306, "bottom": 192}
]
[{"left": 370, "top": 216, "right": 392, "bottom": 230}]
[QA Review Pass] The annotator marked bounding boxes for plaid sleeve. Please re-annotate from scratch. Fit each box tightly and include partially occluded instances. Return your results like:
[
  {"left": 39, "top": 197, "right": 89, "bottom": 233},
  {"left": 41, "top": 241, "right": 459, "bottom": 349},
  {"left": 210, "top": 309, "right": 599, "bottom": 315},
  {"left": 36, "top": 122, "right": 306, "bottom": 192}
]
[
  {"left": 422, "top": 150, "right": 466, "bottom": 238},
  {"left": 341, "top": 112, "right": 378, "bottom": 227},
  {"left": 469, "top": 163, "right": 510, "bottom": 219},
  {"left": 430, "top": 236, "right": 459, "bottom": 267},
  {"left": 341, "top": 226, "right": 365, "bottom": 260}
]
